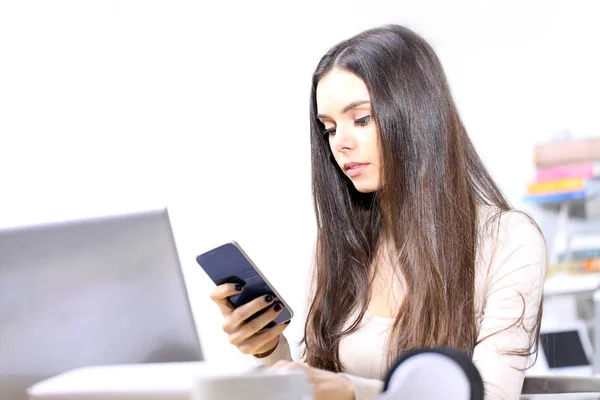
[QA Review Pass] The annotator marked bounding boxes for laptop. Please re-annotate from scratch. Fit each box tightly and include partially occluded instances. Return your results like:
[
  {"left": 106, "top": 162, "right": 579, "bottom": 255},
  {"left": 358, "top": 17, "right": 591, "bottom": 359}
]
[
  {"left": 0, "top": 206, "right": 203, "bottom": 400},
  {"left": 537, "top": 321, "right": 593, "bottom": 377}
]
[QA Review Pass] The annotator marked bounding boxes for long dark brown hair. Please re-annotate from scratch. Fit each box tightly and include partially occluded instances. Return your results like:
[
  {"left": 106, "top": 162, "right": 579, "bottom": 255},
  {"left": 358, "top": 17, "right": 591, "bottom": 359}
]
[{"left": 302, "top": 25, "right": 542, "bottom": 372}]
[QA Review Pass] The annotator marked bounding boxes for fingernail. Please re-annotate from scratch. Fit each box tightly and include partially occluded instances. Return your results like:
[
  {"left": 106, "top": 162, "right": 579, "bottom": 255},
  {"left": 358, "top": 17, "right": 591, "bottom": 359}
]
[
  {"left": 265, "top": 294, "right": 273, "bottom": 303},
  {"left": 274, "top": 303, "right": 282, "bottom": 312},
  {"left": 235, "top": 284, "right": 243, "bottom": 291},
  {"left": 285, "top": 320, "right": 291, "bottom": 324}
]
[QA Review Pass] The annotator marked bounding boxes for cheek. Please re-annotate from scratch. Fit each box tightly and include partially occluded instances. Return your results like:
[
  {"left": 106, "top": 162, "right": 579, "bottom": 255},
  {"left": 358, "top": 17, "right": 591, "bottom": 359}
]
[
  {"left": 359, "top": 127, "right": 380, "bottom": 158},
  {"left": 372, "top": 129, "right": 382, "bottom": 162}
]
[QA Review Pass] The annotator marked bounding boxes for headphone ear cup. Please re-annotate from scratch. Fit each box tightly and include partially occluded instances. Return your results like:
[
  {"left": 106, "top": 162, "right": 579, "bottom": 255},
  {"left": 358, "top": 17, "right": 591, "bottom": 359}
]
[{"left": 382, "top": 347, "right": 484, "bottom": 400}]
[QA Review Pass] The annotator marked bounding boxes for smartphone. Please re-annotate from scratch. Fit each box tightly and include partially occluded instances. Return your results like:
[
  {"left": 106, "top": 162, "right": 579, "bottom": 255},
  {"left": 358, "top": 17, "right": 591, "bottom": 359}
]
[{"left": 196, "top": 241, "right": 293, "bottom": 329}]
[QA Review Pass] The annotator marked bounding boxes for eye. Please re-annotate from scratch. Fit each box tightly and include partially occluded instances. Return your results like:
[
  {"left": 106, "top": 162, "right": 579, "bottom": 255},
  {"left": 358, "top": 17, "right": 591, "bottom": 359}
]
[
  {"left": 323, "top": 127, "right": 336, "bottom": 136},
  {"left": 355, "top": 115, "right": 371, "bottom": 126}
]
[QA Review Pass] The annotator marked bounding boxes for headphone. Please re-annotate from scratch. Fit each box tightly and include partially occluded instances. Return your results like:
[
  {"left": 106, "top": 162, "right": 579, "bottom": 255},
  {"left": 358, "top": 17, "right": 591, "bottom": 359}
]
[{"left": 380, "top": 347, "right": 484, "bottom": 400}]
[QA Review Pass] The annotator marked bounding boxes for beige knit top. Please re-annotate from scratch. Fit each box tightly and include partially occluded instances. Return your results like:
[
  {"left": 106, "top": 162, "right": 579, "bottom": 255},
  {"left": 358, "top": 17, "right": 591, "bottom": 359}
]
[{"left": 260, "top": 207, "right": 547, "bottom": 400}]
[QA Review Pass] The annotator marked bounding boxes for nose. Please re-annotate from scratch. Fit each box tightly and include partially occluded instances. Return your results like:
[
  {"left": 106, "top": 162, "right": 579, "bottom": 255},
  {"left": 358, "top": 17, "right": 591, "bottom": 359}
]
[{"left": 332, "top": 125, "right": 356, "bottom": 153}]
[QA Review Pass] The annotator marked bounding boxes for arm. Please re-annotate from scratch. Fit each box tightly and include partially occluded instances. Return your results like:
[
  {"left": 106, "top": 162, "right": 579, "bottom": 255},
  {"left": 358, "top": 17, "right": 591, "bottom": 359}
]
[
  {"left": 472, "top": 211, "right": 546, "bottom": 400},
  {"left": 337, "top": 373, "right": 385, "bottom": 400}
]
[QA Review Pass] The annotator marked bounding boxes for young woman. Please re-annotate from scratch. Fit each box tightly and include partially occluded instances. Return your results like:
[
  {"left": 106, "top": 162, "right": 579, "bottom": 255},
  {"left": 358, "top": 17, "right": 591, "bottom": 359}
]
[{"left": 209, "top": 24, "right": 546, "bottom": 400}]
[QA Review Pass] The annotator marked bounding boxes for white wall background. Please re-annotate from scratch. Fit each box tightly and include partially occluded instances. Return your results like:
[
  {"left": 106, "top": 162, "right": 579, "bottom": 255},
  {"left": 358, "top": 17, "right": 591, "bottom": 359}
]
[{"left": 1, "top": 0, "right": 599, "bottom": 367}]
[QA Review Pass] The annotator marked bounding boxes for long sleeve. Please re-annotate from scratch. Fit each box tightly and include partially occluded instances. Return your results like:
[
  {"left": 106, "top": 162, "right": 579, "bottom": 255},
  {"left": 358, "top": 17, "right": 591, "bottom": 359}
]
[
  {"left": 338, "top": 373, "right": 384, "bottom": 400},
  {"left": 472, "top": 211, "right": 547, "bottom": 400},
  {"left": 256, "top": 333, "right": 293, "bottom": 367},
  {"left": 259, "top": 335, "right": 384, "bottom": 399}
]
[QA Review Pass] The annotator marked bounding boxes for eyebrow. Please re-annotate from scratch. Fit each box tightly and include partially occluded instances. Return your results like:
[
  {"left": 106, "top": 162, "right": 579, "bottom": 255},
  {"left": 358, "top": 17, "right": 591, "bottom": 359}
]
[{"left": 317, "top": 100, "right": 371, "bottom": 119}]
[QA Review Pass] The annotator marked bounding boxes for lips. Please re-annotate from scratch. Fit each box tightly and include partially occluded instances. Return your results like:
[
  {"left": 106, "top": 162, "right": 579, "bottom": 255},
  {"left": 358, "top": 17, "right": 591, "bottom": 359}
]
[
  {"left": 344, "top": 162, "right": 370, "bottom": 177},
  {"left": 344, "top": 162, "right": 369, "bottom": 171}
]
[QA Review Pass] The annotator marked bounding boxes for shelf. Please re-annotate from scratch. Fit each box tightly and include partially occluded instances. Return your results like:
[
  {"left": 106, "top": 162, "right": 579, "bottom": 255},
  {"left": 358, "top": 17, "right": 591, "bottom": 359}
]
[{"left": 544, "top": 272, "right": 600, "bottom": 297}]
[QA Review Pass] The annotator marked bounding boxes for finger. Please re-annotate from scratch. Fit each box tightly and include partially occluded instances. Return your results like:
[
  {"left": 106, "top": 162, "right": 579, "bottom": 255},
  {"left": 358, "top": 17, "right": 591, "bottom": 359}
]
[
  {"left": 209, "top": 283, "right": 243, "bottom": 315},
  {"left": 223, "top": 294, "right": 276, "bottom": 332},
  {"left": 228, "top": 303, "right": 285, "bottom": 344},
  {"left": 237, "top": 320, "right": 291, "bottom": 355},
  {"left": 208, "top": 283, "right": 243, "bottom": 302}
]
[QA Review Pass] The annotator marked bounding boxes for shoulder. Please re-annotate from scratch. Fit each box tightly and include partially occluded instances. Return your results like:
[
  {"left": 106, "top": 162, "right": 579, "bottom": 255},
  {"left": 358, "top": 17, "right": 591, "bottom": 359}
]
[
  {"left": 477, "top": 204, "right": 546, "bottom": 256},
  {"left": 475, "top": 204, "right": 547, "bottom": 290}
]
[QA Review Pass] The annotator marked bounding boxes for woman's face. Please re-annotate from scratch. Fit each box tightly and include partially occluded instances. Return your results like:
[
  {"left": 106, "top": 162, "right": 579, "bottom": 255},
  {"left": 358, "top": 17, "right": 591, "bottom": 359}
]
[{"left": 316, "top": 68, "right": 382, "bottom": 193}]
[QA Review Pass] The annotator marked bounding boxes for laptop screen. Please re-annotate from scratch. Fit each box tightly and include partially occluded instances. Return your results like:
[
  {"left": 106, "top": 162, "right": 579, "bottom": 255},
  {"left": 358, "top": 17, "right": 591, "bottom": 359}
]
[{"left": 541, "top": 330, "right": 589, "bottom": 368}]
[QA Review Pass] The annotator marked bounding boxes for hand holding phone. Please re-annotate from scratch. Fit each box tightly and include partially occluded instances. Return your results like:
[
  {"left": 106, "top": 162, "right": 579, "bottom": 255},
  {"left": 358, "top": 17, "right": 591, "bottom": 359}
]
[{"left": 197, "top": 242, "right": 293, "bottom": 356}]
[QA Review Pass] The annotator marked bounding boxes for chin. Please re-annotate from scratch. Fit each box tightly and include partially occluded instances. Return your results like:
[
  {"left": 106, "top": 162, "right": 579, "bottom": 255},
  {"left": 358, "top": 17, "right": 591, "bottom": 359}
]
[
  {"left": 346, "top": 173, "right": 380, "bottom": 193},
  {"left": 352, "top": 182, "right": 379, "bottom": 193}
]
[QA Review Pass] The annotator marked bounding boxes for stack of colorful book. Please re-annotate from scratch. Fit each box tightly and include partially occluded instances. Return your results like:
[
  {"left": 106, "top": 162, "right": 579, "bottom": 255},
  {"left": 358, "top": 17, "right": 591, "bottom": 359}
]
[
  {"left": 548, "top": 250, "right": 600, "bottom": 276},
  {"left": 523, "top": 137, "right": 600, "bottom": 204}
]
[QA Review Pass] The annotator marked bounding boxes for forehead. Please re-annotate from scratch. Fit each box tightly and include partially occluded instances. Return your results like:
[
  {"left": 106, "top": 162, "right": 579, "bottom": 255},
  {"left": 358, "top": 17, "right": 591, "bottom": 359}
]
[{"left": 316, "top": 68, "right": 370, "bottom": 113}]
